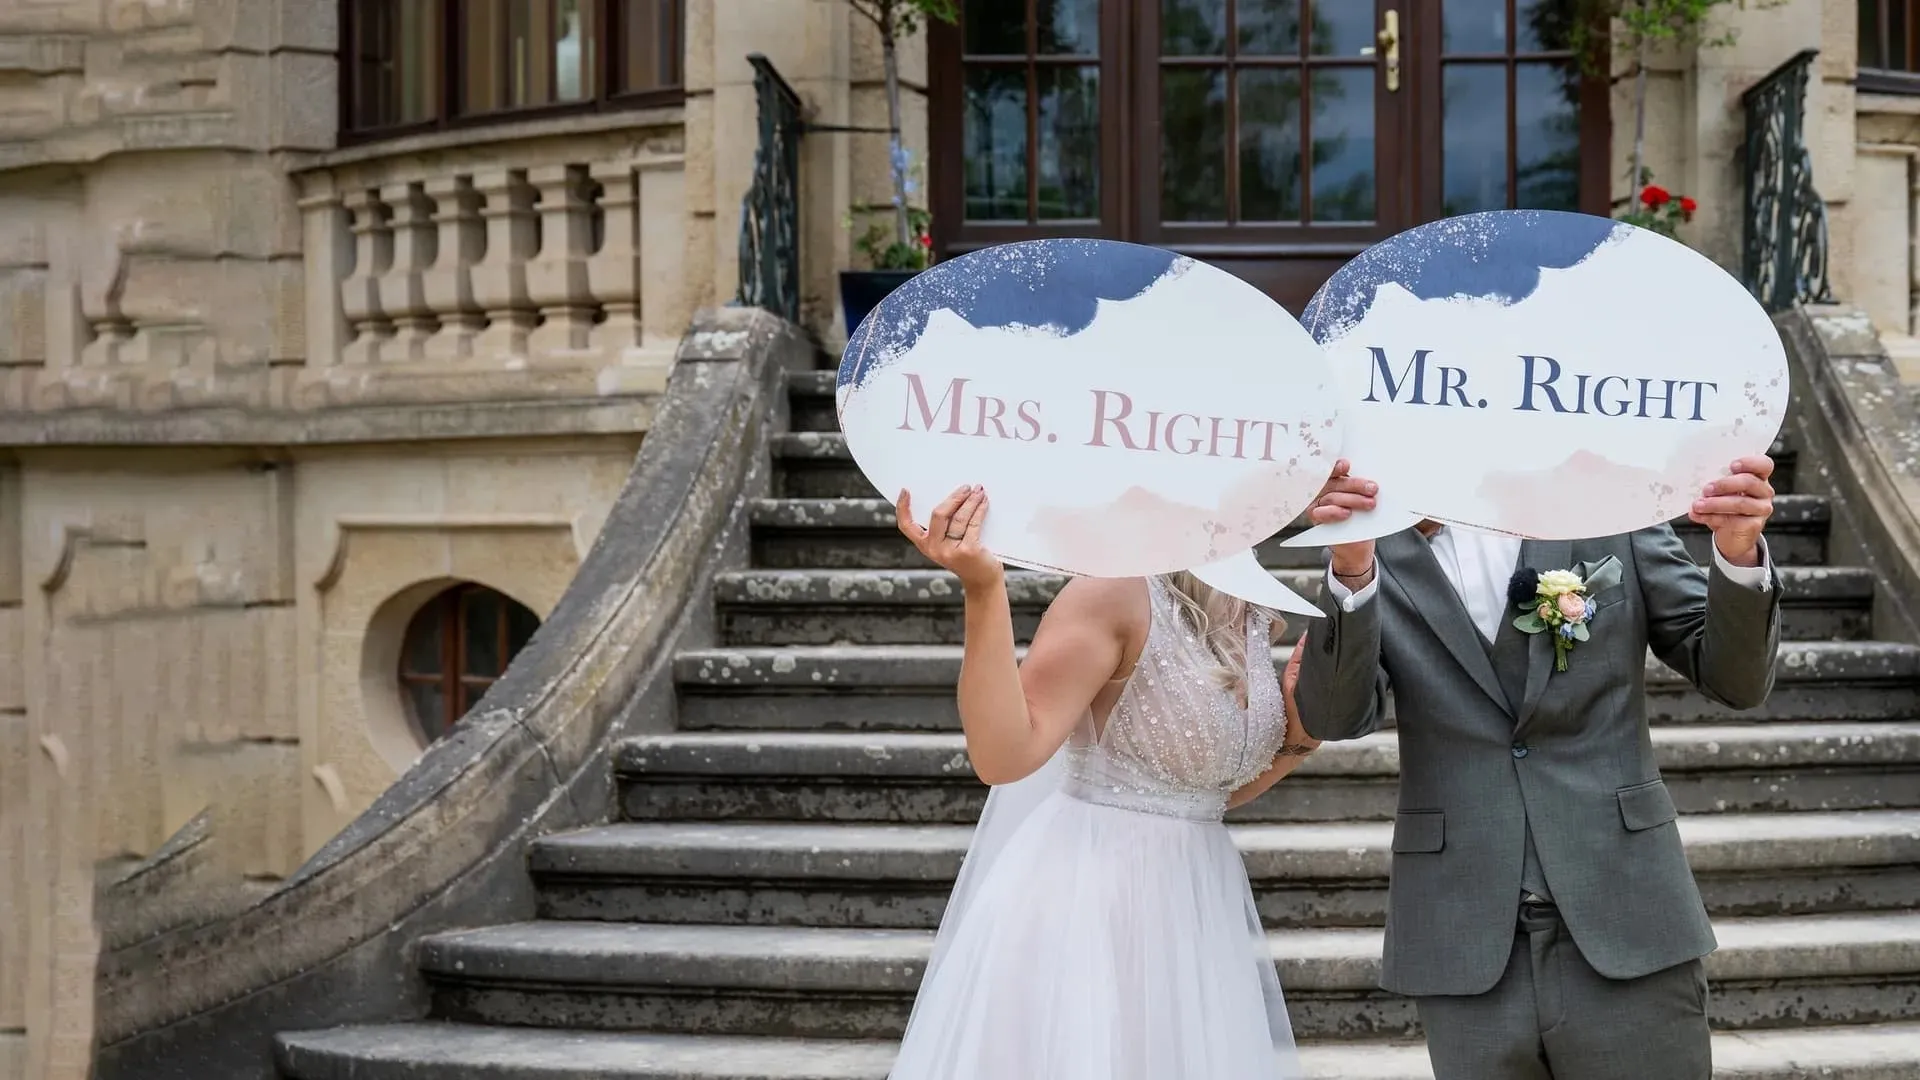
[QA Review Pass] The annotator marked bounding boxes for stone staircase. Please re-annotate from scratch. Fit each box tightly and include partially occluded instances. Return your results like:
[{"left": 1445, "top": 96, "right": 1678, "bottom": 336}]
[{"left": 277, "top": 368, "right": 1920, "bottom": 1078}]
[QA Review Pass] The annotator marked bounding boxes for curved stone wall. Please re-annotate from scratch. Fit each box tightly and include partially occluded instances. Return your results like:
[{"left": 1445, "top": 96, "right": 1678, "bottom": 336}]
[{"left": 90, "top": 307, "right": 811, "bottom": 1078}]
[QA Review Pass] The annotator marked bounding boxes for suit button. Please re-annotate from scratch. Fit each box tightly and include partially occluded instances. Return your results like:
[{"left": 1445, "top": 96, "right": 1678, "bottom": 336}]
[{"left": 1511, "top": 743, "right": 1530, "bottom": 759}]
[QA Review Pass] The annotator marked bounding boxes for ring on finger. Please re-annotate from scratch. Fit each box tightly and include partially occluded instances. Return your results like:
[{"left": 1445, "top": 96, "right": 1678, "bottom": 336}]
[{"left": 943, "top": 529, "right": 966, "bottom": 540}]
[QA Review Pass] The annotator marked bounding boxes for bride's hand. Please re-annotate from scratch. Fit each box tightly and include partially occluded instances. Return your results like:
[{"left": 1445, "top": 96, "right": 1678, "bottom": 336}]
[{"left": 897, "top": 485, "right": 1004, "bottom": 592}]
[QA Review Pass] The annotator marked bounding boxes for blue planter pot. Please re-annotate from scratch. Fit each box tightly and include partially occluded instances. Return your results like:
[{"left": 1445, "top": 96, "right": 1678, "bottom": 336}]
[{"left": 840, "top": 270, "right": 919, "bottom": 337}]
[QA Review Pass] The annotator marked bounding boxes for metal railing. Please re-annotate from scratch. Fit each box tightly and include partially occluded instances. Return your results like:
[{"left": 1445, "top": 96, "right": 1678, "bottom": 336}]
[
  {"left": 736, "top": 54, "right": 804, "bottom": 323},
  {"left": 1741, "top": 49, "right": 1834, "bottom": 313}
]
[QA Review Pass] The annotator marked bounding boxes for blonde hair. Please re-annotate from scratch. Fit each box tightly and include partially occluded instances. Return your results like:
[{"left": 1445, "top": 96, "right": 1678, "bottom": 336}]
[{"left": 1162, "top": 571, "right": 1285, "bottom": 694}]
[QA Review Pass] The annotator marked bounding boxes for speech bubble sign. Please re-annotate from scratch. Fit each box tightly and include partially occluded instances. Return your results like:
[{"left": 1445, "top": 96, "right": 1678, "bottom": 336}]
[
  {"left": 1285, "top": 210, "right": 1789, "bottom": 547},
  {"left": 836, "top": 238, "right": 1342, "bottom": 615}
]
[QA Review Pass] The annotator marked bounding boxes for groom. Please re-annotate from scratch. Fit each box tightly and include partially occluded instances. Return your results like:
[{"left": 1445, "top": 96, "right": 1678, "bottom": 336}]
[{"left": 1294, "top": 456, "right": 1781, "bottom": 1080}]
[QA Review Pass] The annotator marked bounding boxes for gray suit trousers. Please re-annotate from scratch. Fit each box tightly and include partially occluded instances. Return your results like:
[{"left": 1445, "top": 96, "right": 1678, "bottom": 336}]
[{"left": 1417, "top": 903, "right": 1711, "bottom": 1080}]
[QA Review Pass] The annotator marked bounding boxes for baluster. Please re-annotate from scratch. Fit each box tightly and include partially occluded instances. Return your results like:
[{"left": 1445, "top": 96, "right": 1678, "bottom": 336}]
[
  {"left": 377, "top": 182, "right": 437, "bottom": 362},
  {"left": 588, "top": 162, "right": 641, "bottom": 354},
  {"left": 526, "top": 164, "right": 596, "bottom": 356},
  {"left": 469, "top": 169, "right": 537, "bottom": 361},
  {"left": 422, "top": 175, "right": 485, "bottom": 363},
  {"left": 79, "top": 238, "right": 134, "bottom": 367},
  {"left": 298, "top": 185, "right": 350, "bottom": 370},
  {"left": 78, "top": 302, "right": 134, "bottom": 368},
  {"left": 339, "top": 188, "right": 393, "bottom": 365}
]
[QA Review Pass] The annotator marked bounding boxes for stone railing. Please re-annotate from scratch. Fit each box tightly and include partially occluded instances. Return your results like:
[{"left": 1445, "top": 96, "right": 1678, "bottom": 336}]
[
  {"left": 1778, "top": 306, "right": 1920, "bottom": 647},
  {"left": 294, "top": 113, "right": 691, "bottom": 409},
  {"left": 89, "top": 307, "right": 811, "bottom": 1078}
]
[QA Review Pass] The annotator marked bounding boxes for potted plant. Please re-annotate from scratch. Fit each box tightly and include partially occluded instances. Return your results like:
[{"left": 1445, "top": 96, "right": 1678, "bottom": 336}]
[
  {"left": 839, "top": 0, "right": 955, "bottom": 334},
  {"left": 1619, "top": 171, "right": 1699, "bottom": 240},
  {"left": 1563, "top": 0, "right": 1760, "bottom": 238},
  {"left": 842, "top": 204, "right": 932, "bottom": 333}
]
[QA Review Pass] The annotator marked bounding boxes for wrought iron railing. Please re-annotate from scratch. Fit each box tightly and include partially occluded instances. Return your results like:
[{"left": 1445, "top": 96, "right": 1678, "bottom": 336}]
[
  {"left": 1741, "top": 49, "right": 1834, "bottom": 312},
  {"left": 736, "top": 54, "right": 804, "bottom": 323}
]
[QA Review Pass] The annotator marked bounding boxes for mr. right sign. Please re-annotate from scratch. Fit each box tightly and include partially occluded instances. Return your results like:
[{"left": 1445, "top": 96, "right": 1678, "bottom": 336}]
[{"left": 1288, "top": 210, "right": 1789, "bottom": 547}]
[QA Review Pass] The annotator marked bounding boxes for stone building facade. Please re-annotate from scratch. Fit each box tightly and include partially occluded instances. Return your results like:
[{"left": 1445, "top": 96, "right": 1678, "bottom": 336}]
[{"left": 0, "top": 0, "right": 1914, "bottom": 1076}]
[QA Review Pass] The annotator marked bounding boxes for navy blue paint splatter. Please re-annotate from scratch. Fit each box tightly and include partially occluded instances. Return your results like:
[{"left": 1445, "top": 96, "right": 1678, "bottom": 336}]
[
  {"left": 838, "top": 239, "right": 1180, "bottom": 391},
  {"left": 1303, "top": 210, "right": 1626, "bottom": 343}
]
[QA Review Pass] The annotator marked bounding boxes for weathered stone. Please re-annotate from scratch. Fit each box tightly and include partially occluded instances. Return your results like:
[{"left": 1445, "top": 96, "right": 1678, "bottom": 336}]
[
  {"left": 404, "top": 912, "right": 1920, "bottom": 1040},
  {"left": 276, "top": 1020, "right": 1920, "bottom": 1080}
]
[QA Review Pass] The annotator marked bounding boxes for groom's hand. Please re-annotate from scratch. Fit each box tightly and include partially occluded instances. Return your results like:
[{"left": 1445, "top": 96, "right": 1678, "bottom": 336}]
[
  {"left": 1691, "top": 454, "right": 1775, "bottom": 568},
  {"left": 1311, "top": 459, "right": 1379, "bottom": 579}
]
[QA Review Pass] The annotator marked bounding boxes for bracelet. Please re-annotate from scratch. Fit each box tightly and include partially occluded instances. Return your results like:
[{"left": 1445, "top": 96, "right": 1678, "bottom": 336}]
[{"left": 1333, "top": 564, "right": 1375, "bottom": 586}]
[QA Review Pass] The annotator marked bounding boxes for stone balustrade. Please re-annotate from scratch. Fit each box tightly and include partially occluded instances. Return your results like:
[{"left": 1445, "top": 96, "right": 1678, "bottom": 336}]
[
  {"left": 296, "top": 113, "right": 690, "bottom": 408},
  {"left": 0, "top": 110, "right": 689, "bottom": 437}
]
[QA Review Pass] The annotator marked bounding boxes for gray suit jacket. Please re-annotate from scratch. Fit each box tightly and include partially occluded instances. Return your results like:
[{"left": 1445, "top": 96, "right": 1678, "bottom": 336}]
[{"left": 1296, "top": 525, "right": 1781, "bottom": 997}]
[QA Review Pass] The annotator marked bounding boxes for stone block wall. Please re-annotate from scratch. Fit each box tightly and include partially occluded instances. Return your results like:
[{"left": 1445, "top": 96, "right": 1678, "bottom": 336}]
[{"left": 0, "top": 2, "right": 701, "bottom": 1077}]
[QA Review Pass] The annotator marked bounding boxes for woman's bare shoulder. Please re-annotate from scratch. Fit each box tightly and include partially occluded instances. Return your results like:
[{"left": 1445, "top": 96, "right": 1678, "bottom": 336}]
[{"left": 1054, "top": 575, "right": 1149, "bottom": 616}]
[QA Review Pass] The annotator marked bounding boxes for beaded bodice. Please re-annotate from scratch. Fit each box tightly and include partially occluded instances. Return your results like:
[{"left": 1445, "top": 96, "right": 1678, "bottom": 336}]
[{"left": 1061, "top": 576, "right": 1287, "bottom": 822}]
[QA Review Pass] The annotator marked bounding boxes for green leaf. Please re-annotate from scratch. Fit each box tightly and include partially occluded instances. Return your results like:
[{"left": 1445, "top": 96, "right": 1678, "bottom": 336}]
[
  {"left": 1571, "top": 622, "right": 1591, "bottom": 642},
  {"left": 1514, "top": 613, "right": 1546, "bottom": 634}
]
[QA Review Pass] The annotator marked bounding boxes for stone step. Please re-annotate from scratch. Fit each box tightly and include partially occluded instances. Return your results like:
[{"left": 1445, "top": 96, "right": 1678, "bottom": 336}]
[
  {"left": 614, "top": 723, "right": 1920, "bottom": 824},
  {"left": 712, "top": 566, "right": 1875, "bottom": 646},
  {"left": 672, "top": 642, "right": 1920, "bottom": 731},
  {"left": 768, "top": 426, "right": 1804, "bottom": 500},
  {"left": 786, "top": 369, "right": 842, "bottom": 433},
  {"left": 533, "top": 810, "right": 1920, "bottom": 930},
  {"left": 747, "top": 496, "right": 1833, "bottom": 571},
  {"left": 412, "top": 912, "right": 1920, "bottom": 1040},
  {"left": 274, "top": 1020, "right": 1920, "bottom": 1080}
]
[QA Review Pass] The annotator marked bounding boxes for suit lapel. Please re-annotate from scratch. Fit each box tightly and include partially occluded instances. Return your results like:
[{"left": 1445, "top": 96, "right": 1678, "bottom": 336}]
[
  {"left": 1515, "top": 538, "right": 1575, "bottom": 732},
  {"left": 1379, "top": 530, "right": 1512, "bottom": 716}
]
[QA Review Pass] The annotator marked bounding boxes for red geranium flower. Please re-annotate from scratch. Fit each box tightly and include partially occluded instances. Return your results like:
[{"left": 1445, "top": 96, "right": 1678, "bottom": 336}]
[
  {"left": 1678, "top": 196, "right": 1698, "bottom": 221},
  {"left": 919, "top": 233, "right": 933, "bottom": 249},
  {"left": 1641, "top": 184, "right": 1671, "bottom": 208}
]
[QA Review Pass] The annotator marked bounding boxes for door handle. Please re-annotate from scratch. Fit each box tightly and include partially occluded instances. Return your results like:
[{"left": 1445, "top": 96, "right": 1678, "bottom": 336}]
[{"left": 1378, "top": 9, "right": 1401, "bottom": 93}]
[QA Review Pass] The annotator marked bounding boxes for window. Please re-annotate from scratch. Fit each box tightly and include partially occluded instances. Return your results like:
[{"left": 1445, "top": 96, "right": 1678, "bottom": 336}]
[
  {"left": 1438, "top": 0, "right": 1586, "bottom": 216},
  {"left": 398, "top": 583, "right": 542, "bottom": 745},
  {"left": 342, "top": 0, "right": 685, "bottom": 139},
  {"left": 1861, "top": 0, "right": 1920, "bottom": 91}
]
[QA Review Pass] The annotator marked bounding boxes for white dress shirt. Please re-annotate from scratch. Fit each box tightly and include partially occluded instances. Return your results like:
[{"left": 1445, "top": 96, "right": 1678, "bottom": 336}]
[{"left": 1327, "top": 526, "right": 1772, "bottom": 627}]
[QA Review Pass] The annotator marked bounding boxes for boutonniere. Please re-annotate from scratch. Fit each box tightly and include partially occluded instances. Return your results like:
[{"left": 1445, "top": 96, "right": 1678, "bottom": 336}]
[{"left": 1509, "top": 558, "right": 1625, "bottom": 671}]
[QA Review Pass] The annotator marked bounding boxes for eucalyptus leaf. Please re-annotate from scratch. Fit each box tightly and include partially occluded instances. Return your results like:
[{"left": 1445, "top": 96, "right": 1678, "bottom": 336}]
[
  {"left": 1515, "top": 613, "right": 1547, "bottom": 634},
  {"left": 1572, "top": 622, "right": 1591, "bottom": 642}
]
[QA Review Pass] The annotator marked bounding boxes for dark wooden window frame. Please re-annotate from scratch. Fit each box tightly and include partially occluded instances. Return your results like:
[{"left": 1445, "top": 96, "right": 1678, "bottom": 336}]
[
  {"left": 1130, "top": 0, "right": 1421, "bottom": 254},
  {"left": 1859, "top": 0, "right": 1920, "bottom": 94},
  {"left": 930, "top": 1, "right": 1610, "bottom": 263},
  {"left": 398, "top": 583, "right": 541, "bottom": 745},
  {"left": 928, "top": 0, "right": 1130, "bottom": 252},
  {"left": 1414, "top": 1, "right": 1612, "bottom": 222},
  {"left": 339, "top": 0, "right": 686, "bottom": 145}
]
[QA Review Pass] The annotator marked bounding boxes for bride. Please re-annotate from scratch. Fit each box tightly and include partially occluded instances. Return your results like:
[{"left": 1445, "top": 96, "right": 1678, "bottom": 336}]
[{"left": 887, "top": 483, "right": 1321, "bottom": 1080}]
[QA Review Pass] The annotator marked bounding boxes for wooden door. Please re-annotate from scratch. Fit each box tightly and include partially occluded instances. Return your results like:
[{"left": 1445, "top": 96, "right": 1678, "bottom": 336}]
[{"left": 928, "top": 1, "right": 1608, "bottom": 313}]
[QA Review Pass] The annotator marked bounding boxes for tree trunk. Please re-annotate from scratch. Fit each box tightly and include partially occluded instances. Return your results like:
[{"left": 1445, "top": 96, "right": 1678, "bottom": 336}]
[
  {"left": 1629, "top": 35, "right": 1649, "bottom": 200},
  {"left": 881, "top": 7, "right": 912, "bottom": 248}
]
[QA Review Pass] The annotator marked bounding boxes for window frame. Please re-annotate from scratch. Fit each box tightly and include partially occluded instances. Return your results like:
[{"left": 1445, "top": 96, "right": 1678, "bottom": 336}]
[
  {"left": 338, "top": 0, "right": 686, "bottom": 146},
  {"left": 1860, "top": 0, "right": 1920, "bottom": 93},
  {"left": 397, "top": 583, "right": 542, "bottom": 746}
]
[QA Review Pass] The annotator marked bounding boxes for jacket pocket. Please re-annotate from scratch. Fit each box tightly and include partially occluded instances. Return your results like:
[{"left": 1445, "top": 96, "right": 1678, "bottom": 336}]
[
  {"left": 1617, "top": 778, "right": 1678, "bottom": 831},
  {"left": 1391, "top": 809, "right": 1445, "bottom": 853}
]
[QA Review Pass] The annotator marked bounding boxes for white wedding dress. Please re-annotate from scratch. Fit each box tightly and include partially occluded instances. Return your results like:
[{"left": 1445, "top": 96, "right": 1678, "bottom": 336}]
[{"left": 889, "top": 575, "right": 1304, "bottom": 1079}]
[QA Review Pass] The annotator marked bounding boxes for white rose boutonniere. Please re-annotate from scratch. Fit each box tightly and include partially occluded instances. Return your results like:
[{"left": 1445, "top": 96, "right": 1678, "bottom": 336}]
[{"left": 1510, "top": 559, "right": 1626, "bottom": 672}]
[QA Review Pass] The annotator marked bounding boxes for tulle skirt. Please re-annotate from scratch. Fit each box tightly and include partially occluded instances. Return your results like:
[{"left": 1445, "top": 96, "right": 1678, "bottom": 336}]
[{"left": 888, "top": 787, "right": 1303, "bottom": 1080}]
